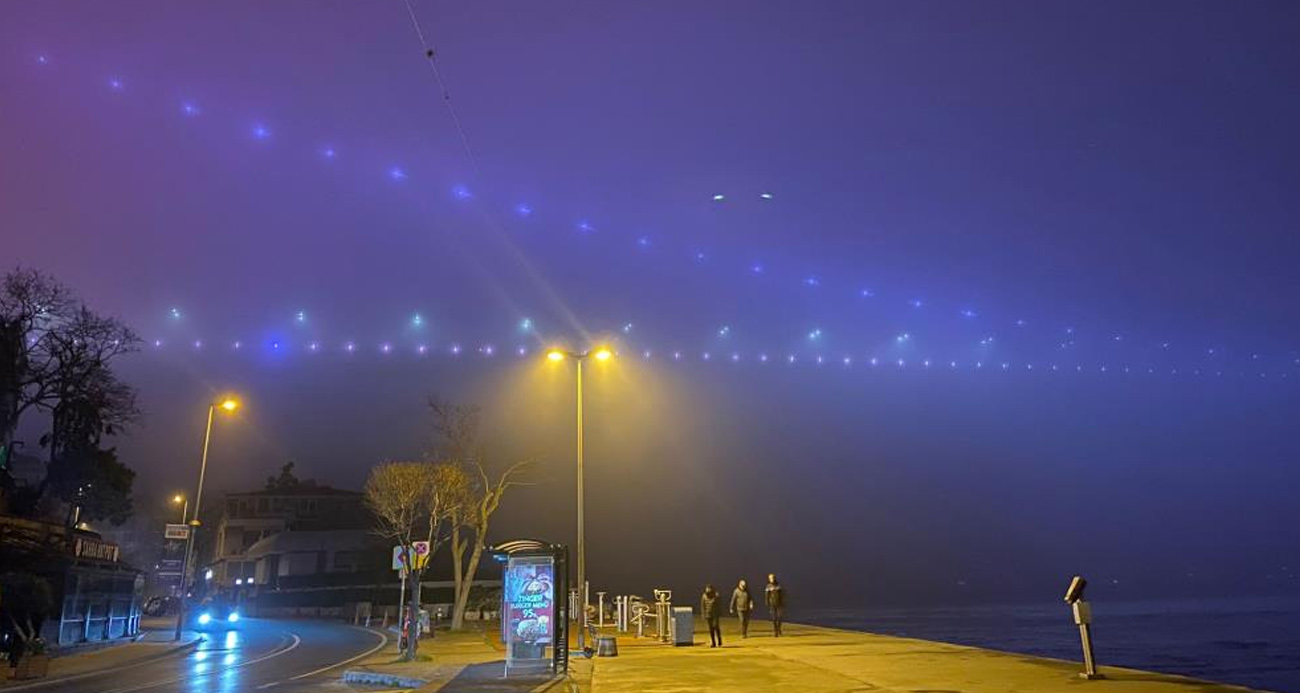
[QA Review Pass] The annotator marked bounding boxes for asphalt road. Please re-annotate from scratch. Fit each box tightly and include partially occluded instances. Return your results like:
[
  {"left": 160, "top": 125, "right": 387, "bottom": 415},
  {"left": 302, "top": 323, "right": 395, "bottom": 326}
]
[{"left": 10, "top": 619, "right": 386, "bottom": 693}]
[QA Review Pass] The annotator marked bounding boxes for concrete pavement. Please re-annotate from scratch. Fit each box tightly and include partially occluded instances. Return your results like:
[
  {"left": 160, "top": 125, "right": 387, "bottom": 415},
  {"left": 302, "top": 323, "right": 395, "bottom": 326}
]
[
  {"left": 590, "top": 620, "right": 1265, "bottom": 693},
  {"left": 337, "top": 619, "right": 1265, "bottom": 693}
]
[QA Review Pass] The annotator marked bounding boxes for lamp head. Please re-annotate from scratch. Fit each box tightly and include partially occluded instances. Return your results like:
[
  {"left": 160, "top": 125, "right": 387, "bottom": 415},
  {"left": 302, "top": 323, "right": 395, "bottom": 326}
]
[
  {"left": 546, "top": 349, "right": 567, "bottom": 362},
  {"left": 218, "top": 397, "right": 240, "bottom": 413},
  {"left": 592, "top": 347, "right": 613, "bottom": 361}
]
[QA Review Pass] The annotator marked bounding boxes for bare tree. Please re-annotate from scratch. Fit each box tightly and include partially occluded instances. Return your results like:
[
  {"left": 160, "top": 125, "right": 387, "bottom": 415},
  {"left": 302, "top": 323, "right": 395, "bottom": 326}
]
[
  {"left": 0, "top": 267, "right": 75, "bottom": 446},
  {"left": 427, "top": 399, "right": 534, "bottom": 630},
  {"left": 1, "top": 268, "right": 140, "bottom": 523},
  {"left": 363, "top": 461, "right": 465, "bottom": 660}
]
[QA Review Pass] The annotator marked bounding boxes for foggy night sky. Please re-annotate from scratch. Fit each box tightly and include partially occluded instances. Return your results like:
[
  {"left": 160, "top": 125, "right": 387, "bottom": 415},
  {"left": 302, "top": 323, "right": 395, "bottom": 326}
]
[{"left": 3, "top": 0, "right": 1299, "bottom": 606}]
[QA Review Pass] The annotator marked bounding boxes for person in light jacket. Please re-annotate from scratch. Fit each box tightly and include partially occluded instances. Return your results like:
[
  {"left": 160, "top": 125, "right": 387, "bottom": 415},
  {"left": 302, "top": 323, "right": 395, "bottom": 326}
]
[
  {"left": 764, "top": 573, "right": 786, "bottom": 637},
  {"left": 701, "top": 584, "right": 723, "bottom": 647},
  {"left": 729, "top": 579, "right": 755, "bottom": 637}
]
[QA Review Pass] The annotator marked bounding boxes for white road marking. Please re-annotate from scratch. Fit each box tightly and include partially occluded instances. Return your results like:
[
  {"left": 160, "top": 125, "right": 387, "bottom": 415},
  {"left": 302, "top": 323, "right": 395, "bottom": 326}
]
[
  {"left": 99, "top": 632, "right": 302, "bottom": 693},
  {"left": 256, "top": 626, "right": 389, "bottom": 689}
]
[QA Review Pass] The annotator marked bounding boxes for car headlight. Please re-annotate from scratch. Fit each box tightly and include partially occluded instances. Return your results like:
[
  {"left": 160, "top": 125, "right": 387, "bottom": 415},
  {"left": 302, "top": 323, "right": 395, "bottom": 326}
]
[
  {"left": 198, "top": 612, "right": 212, "bottom": 625},
  {"left": 227, "top": 611, "right": 239, "bottom": 623}
]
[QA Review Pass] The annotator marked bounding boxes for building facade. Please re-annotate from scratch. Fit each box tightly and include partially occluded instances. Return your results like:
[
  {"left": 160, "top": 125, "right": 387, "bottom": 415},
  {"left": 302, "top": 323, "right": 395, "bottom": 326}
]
[{"left": 211, "top": 486, "right": 368, "bottom": 586}]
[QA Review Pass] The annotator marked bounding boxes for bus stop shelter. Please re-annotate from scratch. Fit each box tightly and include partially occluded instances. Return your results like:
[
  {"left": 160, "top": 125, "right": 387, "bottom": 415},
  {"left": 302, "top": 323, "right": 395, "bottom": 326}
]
[{"left": 489, "top": 539, "right": 569, "bottom": 676}]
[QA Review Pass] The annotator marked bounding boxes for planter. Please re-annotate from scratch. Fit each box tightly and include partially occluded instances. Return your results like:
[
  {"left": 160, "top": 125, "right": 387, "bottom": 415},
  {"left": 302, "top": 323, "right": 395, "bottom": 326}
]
[{"left": 14, "top": 653, "right": 50, "bottom": 680}]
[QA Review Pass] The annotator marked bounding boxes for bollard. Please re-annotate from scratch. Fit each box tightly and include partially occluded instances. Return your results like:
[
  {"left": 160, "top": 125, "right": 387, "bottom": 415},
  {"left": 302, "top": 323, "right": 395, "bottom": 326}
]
[
  {"left": 597, "top": 592, "right": 607, "bottom": 628},
  {"left": 1064, "top": 576, "right": 1103, "bottom": 680}
]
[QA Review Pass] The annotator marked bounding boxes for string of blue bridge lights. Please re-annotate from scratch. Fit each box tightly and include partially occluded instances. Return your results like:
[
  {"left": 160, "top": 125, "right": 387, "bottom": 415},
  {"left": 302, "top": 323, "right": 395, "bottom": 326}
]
[
  {"left": 17, "top": 51, "right": 1300, "bottom": 382},
  {"left": 137, "top": 308, "right": 1300, "bottom": 382}
]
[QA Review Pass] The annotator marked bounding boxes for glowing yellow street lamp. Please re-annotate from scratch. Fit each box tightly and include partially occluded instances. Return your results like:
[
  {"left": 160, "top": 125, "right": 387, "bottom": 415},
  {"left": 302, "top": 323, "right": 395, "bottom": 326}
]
[
  {"left": 174, "top": 394, "right": 241, "bottom": 640},
  {"left": 544, "top": 347, "right": 613, "bottom": 651},
  {"left": 171, "top": 493, "right": 188, "bottom": 523}
]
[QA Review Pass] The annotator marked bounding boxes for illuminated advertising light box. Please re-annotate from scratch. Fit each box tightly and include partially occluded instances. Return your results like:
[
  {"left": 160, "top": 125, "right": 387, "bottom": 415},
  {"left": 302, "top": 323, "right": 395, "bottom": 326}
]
[{"left": 503, "top": 555, "right": 556, "bottom": 673}]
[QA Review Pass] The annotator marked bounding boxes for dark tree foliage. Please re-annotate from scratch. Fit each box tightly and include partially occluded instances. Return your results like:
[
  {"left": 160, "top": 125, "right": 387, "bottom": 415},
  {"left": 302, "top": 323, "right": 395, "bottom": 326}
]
[
  {"left": 0, "top": 572, "right": 54, "bottom": 643},
  {"left": 0, "top": 267, "right": 141, "bottom": 525}
]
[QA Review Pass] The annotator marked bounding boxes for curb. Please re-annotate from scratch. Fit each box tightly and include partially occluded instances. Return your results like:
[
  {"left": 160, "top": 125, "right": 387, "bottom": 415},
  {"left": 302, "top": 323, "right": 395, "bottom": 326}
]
[
  {"left": 340, "top": 670, "right": 430, "bottom": 689},
  {"left": 0, "top": 635, "right": 204, "bottom": 692}
]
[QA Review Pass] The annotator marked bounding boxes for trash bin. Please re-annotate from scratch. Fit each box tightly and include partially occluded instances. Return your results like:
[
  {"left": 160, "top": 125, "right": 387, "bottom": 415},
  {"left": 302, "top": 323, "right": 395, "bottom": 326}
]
[
  {"left": 671, "top": 607, "right": 694, "bottom": 646},
  {"left": 596, "top": 634, "right": 619, "bottom": 657}
]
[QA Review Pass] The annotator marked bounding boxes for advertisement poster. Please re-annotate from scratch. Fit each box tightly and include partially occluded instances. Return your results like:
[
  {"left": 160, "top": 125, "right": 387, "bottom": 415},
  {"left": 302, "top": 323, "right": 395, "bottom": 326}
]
[{"left": 504, "top": 558, "right": 554, "bottom": 647}]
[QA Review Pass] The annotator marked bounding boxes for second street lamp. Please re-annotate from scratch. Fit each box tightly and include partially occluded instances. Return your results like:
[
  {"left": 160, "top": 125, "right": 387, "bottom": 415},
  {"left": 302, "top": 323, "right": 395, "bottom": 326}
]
[
  {"left": 174, "top": 395, "right": 240, "bottom": 641},
  {"left": 546, "top": 346, "right": 612, "bottom": 653}
]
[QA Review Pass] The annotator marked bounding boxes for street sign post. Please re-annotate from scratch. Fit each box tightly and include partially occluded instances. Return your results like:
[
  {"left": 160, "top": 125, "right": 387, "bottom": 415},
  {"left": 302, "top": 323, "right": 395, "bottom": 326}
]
[{"left": 164, "top": 524, "right": 191, "bottom": 541}]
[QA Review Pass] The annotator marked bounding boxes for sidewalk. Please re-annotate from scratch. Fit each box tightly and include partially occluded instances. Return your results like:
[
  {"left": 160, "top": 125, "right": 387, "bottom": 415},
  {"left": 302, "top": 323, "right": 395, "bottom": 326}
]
[
  {"left": 589, "top": 620, "right": 1263, "bottom": 693},
  {"left": 341, "top": 627, "right": 589, "bottom": 692},
  {"left": 339, "top": 619, "right": 1263, "bottom": 693},
  {"left": 1, "top": 619, "right": 201, "bottom": 689}
]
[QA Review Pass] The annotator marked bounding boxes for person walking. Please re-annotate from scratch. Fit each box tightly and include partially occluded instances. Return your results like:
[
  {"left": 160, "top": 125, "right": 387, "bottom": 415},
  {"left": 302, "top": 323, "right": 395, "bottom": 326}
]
[
  {"left": 764, "top": 573, "right": 786, "bottom": 637},
  {"left": 701, "top": 584, "right": 723, "bottom": 647},
  {"left": 730, "top": 579, "right": 754, "bottom": 637}
]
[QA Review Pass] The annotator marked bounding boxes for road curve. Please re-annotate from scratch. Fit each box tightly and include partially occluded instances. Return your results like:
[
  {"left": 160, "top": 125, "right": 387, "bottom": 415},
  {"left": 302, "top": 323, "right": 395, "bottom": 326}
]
[{"left": 11, "top": 619, "right": 385, "bottom": 693}]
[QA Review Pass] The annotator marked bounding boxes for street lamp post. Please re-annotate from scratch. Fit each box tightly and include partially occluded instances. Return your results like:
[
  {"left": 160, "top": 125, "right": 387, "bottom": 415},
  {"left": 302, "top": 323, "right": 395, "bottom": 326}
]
[
  {"left": 173, "top": 396, "right": 239, "bottom": 641},
  {"left": 170, "top": 494, "right": 189, "bottom": 599},
  {"left": 546, "top": 347, "right": 612, "bottom": 653},
  {"left": 172, "top": 494, "right": 188, "bottom": 524}
]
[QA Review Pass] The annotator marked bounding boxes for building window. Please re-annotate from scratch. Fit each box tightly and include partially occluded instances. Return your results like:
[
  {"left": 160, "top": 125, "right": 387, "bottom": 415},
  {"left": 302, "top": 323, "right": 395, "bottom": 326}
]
[{"left": 332, "top": 551, "right": 361, "bottom": 572}]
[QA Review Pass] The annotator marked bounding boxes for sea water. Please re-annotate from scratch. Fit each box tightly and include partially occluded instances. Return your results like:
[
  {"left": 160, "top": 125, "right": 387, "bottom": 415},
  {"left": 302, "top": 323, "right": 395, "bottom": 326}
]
[{"left": 803, "top": 595, "right": 1300, "bottom": 692}]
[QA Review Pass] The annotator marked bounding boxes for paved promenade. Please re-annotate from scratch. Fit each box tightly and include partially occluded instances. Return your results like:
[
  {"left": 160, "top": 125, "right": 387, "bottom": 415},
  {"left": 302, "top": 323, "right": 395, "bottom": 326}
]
[
  {"left": 341, "top": 618, "right": 1264, "bottom": 693},
  {"left": 591, "top": 620, "right": 1262, "bottom": 693}
]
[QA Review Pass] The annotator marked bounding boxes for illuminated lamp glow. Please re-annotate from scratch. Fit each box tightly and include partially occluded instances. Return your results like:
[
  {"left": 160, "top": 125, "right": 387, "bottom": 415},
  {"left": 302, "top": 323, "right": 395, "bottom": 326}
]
[
  {"left": 592, "top": 348, "right": 612, "bottom": 361},
  {"left": 546, "top": 349, "right": 566, "bottom": 362}
]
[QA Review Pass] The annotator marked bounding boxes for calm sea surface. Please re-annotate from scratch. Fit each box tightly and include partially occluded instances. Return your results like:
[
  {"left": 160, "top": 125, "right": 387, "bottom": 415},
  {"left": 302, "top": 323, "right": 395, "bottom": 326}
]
[{"left": 802, "top": 596, "right": 1300, "bottom": 693}]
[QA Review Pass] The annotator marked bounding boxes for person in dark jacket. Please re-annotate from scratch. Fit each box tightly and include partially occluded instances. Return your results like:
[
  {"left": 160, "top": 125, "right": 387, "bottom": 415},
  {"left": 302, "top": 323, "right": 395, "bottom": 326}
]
[
  {"left": 729, "top": 579, "right": 755, "bottom": 637},
  {"left": 764, "top": 573, "right": 785, "bottom": 637},
  {"left": 701, "top": 584, "right": 723, "bottom": 647}
]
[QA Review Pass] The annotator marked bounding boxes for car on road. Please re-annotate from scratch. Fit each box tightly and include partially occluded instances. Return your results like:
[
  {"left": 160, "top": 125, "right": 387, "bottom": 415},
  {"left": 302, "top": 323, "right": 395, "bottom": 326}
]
[{"left": 192, "top": 596, "right": 241, "bottom": 629}]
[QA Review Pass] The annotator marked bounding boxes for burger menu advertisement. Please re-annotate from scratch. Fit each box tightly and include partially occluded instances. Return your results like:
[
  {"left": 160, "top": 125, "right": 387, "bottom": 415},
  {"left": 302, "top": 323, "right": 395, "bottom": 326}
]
[{"left": 504, "top": 559, "right": 554, "bottom": 646}]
